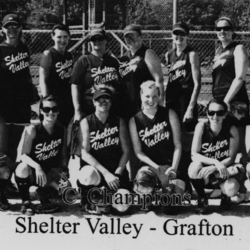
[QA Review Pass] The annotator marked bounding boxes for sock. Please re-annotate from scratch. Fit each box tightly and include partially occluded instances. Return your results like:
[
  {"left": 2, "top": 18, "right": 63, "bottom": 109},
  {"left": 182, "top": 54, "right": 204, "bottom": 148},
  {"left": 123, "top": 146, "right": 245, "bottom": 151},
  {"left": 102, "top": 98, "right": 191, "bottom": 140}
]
[
  {"left": 15, "top": 176, "right": 31, "bottom": 202},
  {"left": 0, "top": 178, "right": 9, "bottom": 189},
  {"left": 190, "top": 178, "right": 206, "bottom": 198}
]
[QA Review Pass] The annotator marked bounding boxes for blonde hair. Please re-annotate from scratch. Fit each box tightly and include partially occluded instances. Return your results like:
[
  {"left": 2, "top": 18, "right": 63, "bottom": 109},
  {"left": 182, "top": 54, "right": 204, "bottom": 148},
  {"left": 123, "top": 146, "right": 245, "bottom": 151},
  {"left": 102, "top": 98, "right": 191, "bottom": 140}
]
[{"left": 140, "top": 80, "right": 160, "bottom": 95}]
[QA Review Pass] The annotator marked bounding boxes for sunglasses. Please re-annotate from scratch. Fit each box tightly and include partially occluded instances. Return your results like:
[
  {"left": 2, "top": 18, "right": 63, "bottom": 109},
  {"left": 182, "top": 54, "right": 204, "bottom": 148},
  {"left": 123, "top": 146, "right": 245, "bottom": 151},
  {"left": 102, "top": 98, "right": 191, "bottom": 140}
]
[
  {"left": 173, "top": 31, "right": 187, "bottom": 36},
  {"left": 42, "top": 106, "right": 60, "bottom": 113},
  {"left": 91, "top": 37, "right": 105, "bottom": 42},
  {"left": 96, "top": 97, "right": 111, "bottom": 103},
  {"left": 207, "top": 110, "right": 226, "bottom": 117},
  {"left": 4, "top": 24, "right": 20, "bottom": 29},
  {"left": 216, "top": 26, "right": 231, "bottom": 32}
]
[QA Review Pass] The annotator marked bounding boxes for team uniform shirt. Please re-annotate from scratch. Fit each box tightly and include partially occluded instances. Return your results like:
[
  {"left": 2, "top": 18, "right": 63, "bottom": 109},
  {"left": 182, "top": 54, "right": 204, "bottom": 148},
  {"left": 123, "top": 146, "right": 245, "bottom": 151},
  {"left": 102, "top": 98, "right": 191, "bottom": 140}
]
[
  {"left": 212, "top": 41, "right": 248, "bottom": 104},
  {"left": 70, "top": 52, "right": 120, "bottom": 116},
  {"left": 165, "top": 46, "right": 195, "bottom": 102},
  {"left": 82, "top": 113, "right": 122, "bottom": 173},
  {"left": 133, "top": 106, "right": 174, "bottom": 165},
  {"left": 43, "top": 47, "right": 74, "bottom": 126},
  {"left": 0, "top": 41, "right": 33, "bottom": 123},
  {"left": 200, "top": 122, "right": 231, "bottom": 162},
  {"left": 165, "top": 46, "right": 198, "bottom": 132},
  {"left": 29, "top": 124, "right": 64, "bottom": 174},
  {"left": 119, "top": 44, "right": 154, "bottom": 117}
]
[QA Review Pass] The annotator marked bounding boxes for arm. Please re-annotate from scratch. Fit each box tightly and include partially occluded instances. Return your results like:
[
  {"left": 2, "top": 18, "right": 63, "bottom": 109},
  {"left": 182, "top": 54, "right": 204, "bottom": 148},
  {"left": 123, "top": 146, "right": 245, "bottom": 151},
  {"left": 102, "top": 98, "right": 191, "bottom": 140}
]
[
  {"left": 114, "top": 118, "right": 130, "bottom": 175},
  {"left": 167, "top": 109, "right": 182, "bottom": 173},
  {"left": 39, "top": 50, "right": 52, "bottom": 97},
  {"left": 129, "top": 117, "right": 159, "bottom": 170},
  {"left": 220, "top": 126, "right": 239, "bottom": 167},
  {"left": 80, "top": 118, "right": 119, "bottom": 190},
  {"left": 145, "top": 49, "right": 165, "bottom": 106},
  {"left": 183, "top": 51, "right": 201, "bottom": 122},
  {"left": 71, "top": 84, "right": 83, "bottom": 121},
  {"left": 60, "top": 127, "right": 69, "bottom": 168},
  {"left": 17, "top": 125, "right": 47, "bottom": 186},
  {"left": 224, "top": 45, "right": 248, "bottom": 108}
]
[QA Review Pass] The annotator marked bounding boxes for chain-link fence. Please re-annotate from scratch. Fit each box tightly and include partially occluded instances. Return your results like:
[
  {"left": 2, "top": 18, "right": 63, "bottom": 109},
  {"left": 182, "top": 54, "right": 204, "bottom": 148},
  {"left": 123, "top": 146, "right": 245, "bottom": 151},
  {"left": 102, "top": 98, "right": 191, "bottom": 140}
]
[{"left": 6, "top": 29, "right": 250, "bottom": 117}]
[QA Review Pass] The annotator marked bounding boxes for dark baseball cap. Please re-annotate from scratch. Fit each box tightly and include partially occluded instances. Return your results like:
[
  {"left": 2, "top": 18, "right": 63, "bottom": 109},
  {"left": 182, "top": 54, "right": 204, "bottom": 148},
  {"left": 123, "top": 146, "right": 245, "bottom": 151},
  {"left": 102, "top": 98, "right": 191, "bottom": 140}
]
[
  {"left": 2, "top": 14, "right": 21, "bottom": 27},
  {"left": 93, "top": 88, "right": 113, "bottom": 100},
  {"left": 89, "top": 28, "right": 107, "bottom": 40},
  {"left": 123, "top": 24, "right": 142, "bottom": 36},
  {"left": 172, "top": 22, "right": 189, "bottom": 35}
]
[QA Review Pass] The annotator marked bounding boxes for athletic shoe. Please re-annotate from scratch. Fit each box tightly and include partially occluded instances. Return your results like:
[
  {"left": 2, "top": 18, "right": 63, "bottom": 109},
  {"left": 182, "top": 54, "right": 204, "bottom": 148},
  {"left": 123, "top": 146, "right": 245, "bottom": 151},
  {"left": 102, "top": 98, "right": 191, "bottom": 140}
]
[
  {"left": 36, "top": 203, "right": 60, "bottom": 214},
  {"left": 84, "top": 203, "right": 110, "bottom": 215},
  {"left": 231, "top": 193, "right": 246, "bottom": 204},
  {"left": 220, "top": 194, "right": 231, "bottom": 210},
  {"left": 195, "top": 197, "right": 208, "bottom": 214},
  {"left": 0, "top": 191, "right": 9, "bottom": 211},
  {"left": 21, "top": 201, "right": 35, "bottom": 216}
]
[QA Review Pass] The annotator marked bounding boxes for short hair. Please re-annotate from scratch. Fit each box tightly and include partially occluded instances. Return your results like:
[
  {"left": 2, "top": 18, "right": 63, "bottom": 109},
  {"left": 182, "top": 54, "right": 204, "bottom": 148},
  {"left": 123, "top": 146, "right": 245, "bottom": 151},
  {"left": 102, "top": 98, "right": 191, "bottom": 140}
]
[
  {"left": 39, "top": 95, "right": 59, "bottom": 120},
  {"left": 206, "top": 98, "right": 228, "bottom": 113},
  {"left": 52, "top": 23, "right": 70, "bottom": 36},
  {"left": 140, "top": 80, "right": 160, "bottom": 95}
]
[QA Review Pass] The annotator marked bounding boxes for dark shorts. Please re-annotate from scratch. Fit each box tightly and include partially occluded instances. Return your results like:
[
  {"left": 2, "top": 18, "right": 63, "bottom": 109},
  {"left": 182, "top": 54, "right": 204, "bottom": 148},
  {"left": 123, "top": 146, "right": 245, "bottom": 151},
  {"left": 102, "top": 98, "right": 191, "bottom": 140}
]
[{"left": 166, "top": 90, "right": 198, "bottom": 132}]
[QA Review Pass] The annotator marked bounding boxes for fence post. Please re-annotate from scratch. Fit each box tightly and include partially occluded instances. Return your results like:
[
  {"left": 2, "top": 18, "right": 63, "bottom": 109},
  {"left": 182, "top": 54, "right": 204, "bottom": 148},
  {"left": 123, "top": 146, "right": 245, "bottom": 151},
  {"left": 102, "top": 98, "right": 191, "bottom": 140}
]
[
  {"left": 173, "top": 0, "right": 178, "bottom": 25},
  {"left": 63, "top": 0, "right": 68, "bottom": 25},
  {"left": 82, "top": 0, "right": 86, "bottom": 54}
]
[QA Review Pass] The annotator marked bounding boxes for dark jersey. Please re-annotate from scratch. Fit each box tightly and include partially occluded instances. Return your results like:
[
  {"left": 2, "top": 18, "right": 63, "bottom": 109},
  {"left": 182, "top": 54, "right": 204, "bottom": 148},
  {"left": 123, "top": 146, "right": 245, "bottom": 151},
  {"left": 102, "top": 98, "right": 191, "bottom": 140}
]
[
  {"left": 70, "top": 52, "right": 120, "bottom": 116},
  {"left": 0, "top": 41, "right": 33, "bottom": 123},
  {"left": 83, "top": 113, "right": 122, "bottom": 173},
  {"left": 200, "top": 122, "right": 231, "bottom": 161},
  {"left": 166, "top": 46, "right": 194, "bottom": 101},
  {"left": 30, "top": 124, "right": 64, "bottom": 173},
  {"left": 45, "top": 47, "right": 73, "bottom": 100},
  {"left": 119, "top": 44, "right": 154, "bottom": 116},
  {"left": 134, "top": 106, "right": 174, "bottom": 165},
  {"left": 212, "top": 42, "right": 248, "bottom": 104},
  {"left": 44, "top": 47, "right": 74, "bottom": 126}
]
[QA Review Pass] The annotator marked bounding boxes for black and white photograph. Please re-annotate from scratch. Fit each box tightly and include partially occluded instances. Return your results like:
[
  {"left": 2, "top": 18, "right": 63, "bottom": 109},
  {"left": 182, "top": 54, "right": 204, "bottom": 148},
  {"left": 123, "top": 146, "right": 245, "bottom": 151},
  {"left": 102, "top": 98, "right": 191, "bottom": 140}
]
[{"left": 1, "top": 0, "right": 250, "bottom": 249}]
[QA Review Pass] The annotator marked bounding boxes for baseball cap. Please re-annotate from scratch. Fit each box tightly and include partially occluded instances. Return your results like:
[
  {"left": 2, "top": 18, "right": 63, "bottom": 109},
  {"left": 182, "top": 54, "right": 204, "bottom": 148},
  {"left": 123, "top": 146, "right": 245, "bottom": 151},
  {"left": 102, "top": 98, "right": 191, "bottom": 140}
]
[
  {"left": 2, "top": 14, "right": 21, "bottom": 27},
  {"left": 93, "top": 88, "right": 113, "bottom": 100},
  {"left": 123, "top": 24, "right": 142, "bottom": 36},
  {"left": 172, "top": 22, "right": 189, "bottom": 35},
  {"left": 89, "top": 28, "right": 107, "bottom": 40}
]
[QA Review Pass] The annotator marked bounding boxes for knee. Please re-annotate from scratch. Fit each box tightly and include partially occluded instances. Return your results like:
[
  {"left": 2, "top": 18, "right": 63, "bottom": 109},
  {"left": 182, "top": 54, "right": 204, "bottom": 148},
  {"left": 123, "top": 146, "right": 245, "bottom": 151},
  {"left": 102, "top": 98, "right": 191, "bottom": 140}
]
[
  {"left": 0, "top": 165, "right": 11, "bottom": 179},
  {"left": 78, "top": 165, "right": 101, "bottom": 186},
  {"left": 112, "top": 188, "right": 131, "bottom": 213},
  {"left": 220, "top": 178, "right": 240, "bottom": 197},
  {"left": 246, "top": 163, "right": 250, "bottom": 177},
  {"left": 15, "top": 162, "right": 31, "bottom": 178},
  {"left": 188, "top": 161, "right": 202, "bottom": 179}
]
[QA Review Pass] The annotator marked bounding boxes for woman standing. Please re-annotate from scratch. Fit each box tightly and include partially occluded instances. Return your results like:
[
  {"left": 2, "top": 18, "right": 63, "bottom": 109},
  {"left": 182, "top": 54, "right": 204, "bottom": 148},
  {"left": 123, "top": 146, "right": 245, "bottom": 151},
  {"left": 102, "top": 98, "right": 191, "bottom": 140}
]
[
  {"left": 0, "top": 14, "right": 34, "bottom": 123},
  {"left": 39, "top": 24, "right": 74, "bottom": 127},
  {"left": 213, "top": 17, "right": 249, "bottom": 155},
  {"left": 165, "top": 22, "right": 201, "bottom": 133},
  {"left": 71, "top": 28, "right": 121, "bottom": 122},
  {"left": 15, "top": 95, "right": 68, "bottom": 215}
]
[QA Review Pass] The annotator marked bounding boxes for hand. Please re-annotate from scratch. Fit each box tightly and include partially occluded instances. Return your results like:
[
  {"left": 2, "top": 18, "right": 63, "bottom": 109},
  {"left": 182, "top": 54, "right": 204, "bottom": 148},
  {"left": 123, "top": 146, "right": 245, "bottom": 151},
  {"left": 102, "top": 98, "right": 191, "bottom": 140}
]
[
  {"left": 215, "top": 162, "right": 229, "bottom": 179},
  {"left": 35, "top": 166, "right": 47, "bottom": 187},
  {"left": 224, "top": 101, "right": 231, "bottom": 112},
  {"left": 164, "top": 166, "right": 176, "bottom": 180},
  {"left": 198, "top": 166, "right": 216, "bottom": 179},
  {"left": 183, "top": 108, "right": 193, "bottom": 123},
  {"left": 103, "top": 172, "right": 120, "bottom": 191},
  {"left": 74, "top": 111, "right": 83, "bottom": 122},
  {"left": 240, "top": 155, "right": 250, "bottom": 166}
]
